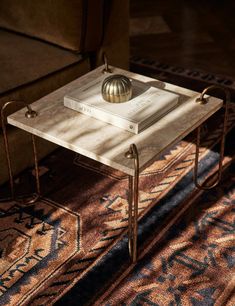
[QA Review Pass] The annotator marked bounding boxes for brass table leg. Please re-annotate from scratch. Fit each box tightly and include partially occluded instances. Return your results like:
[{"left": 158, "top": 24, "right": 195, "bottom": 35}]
[
  {"left": 194, "top": 85, "right": 230, "bottom": 190},
  {"left": 125, "top": 144, "right": 139, "bottom": 263},
  {"left": 102, "top": 52, "right": 112, "bottom": 74},
  {"left": 1, "top": 101, "right": 40, "bottom": 204}
]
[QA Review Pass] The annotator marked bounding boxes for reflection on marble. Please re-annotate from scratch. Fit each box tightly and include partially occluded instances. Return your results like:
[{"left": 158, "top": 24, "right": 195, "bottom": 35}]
[{"left": 8, "top": 66, "right": 223, "bottom": 176}]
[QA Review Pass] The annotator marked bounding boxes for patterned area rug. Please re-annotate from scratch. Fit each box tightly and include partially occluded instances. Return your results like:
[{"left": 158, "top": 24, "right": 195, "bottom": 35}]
[
  {"left": 0, "top": 199, "right": 80, "bottom": 305},
  {"left": 96, "top": 161, "right": 235, "bottom": 306},
  {"left": 130, "top": 56, "right": 235, "bottom": 100},
  {"left": 0, "top": 103, "right": 235, "bottom": 304}
]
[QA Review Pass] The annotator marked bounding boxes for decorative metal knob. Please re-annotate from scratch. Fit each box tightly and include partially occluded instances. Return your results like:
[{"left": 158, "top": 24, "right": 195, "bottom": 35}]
[
  {"left": 101, "top": 74, "right": 132, "bottom": 103},
  {"left": 25, "top": 105, "right": 38, "bottom": 118}
]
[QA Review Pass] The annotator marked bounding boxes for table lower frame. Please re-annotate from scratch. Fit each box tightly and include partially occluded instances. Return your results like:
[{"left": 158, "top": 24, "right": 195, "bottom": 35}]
[{"left": 1, "top": 85, "right": 230, "bottom": 263}]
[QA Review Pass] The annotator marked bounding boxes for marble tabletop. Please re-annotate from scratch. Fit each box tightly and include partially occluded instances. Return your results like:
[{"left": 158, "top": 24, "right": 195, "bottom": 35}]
[{"left": 8, "top": 66, "right": 223, "bottom": 176}]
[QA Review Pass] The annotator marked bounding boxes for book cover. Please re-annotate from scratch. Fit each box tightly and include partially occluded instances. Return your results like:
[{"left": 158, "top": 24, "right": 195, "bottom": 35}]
[{"left": 64, "top": 73, "right": 179, "bottom": 133}]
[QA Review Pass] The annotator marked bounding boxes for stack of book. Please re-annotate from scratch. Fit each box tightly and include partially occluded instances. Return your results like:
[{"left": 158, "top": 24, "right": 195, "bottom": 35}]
[{"left": 64, "top": 69, "right": 180, "bottom": 134}]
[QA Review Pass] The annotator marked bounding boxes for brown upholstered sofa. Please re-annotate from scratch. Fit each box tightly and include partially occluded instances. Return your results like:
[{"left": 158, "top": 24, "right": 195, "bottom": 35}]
[{"left": 0, "top": 0, "right": 130, "bottom": 185}]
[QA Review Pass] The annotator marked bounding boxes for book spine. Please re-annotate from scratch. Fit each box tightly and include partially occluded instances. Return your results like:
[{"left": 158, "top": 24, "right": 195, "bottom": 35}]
[{"left": 64, "top": 97, "right": 138, "bottom": 134}]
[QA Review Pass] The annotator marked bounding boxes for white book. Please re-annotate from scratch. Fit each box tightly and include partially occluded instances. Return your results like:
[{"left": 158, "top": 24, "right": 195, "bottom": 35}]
[{"left": 64, "top": 73, "right": 180, "bottom": 134}]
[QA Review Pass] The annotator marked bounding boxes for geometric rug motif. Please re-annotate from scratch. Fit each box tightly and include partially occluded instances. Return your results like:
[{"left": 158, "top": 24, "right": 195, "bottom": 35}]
[
  {"left": 27, "top": 106, "right": 235, "bottom": 306},
  {"left": 32, "top": 140, "right": 207, "bottom": 305},
  {"left": 0, "top": 199, "right": 80, "bottom": 306},
  {"left": 30, "top": 109, "right": 234, "bottom": 305},
  {"left": 0, "top": 106, "right": 234, "bottom": 305},
  {"left": 97, "top": 166, "right": 235, "bottom": 305}
]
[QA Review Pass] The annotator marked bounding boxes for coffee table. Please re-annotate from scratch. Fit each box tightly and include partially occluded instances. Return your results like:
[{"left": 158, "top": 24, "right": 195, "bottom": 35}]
[{"left": 3, "top": 65, "right": 229, "bottom": 263}]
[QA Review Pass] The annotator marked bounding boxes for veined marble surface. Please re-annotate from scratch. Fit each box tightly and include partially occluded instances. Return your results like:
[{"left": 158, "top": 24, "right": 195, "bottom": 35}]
[{"left": 8, "top": 66, "right": 223, "bottom": 176}]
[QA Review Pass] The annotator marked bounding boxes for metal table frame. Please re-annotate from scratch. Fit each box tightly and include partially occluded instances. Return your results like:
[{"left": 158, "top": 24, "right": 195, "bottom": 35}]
[{"left": 1, "top": 85, "right": 230, "bottom": 263}]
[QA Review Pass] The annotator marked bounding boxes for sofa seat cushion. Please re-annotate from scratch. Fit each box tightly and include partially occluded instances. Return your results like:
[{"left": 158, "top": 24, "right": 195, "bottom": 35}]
[{"left": 0, "top": 29, "right": 85, "bottom": 95}]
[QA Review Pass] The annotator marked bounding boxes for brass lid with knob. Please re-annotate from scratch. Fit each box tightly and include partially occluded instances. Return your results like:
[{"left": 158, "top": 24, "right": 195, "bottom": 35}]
[{"left": 101, "top": 74, "right": 132, "bottom": 103}]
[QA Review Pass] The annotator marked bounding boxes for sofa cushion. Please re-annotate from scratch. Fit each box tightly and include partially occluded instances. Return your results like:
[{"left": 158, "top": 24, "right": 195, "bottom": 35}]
[
  {"left": 0, "top": 28, "right": 90, "bottom": 128},
  {"left": 0, "top": 0, "right": 104, "bottom": 52},
  {"left": 0, "top": 29, "right": 85, "bottom": 95}
]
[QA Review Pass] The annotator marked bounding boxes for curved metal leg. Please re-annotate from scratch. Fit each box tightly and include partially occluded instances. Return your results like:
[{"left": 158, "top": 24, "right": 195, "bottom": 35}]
[
  {"left": 125, "top": 144, "right": 139, "bottom": 263},
  {"left": 128, "top": 175, "right": 134, "bottom": 260},
  {"left": 1, "top": 103, "right": 15, "bottom": 199},
  {"left": 1, "top": 100, "right": 40, "bottom": 204},
  {"left": 194, "top": 85, "right": 230, "bottom": 190}
]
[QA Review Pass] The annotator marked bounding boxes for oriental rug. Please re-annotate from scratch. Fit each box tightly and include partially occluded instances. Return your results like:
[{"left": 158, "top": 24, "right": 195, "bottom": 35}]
[
  {"left": 96, "top": 160, "right": 235, "bottom": 306},
  {"left": 130, "top": 56, "right": 235, "bottom": 100},
  {"left": 0, "top": 104, "right": 234, "bottom": 305}
]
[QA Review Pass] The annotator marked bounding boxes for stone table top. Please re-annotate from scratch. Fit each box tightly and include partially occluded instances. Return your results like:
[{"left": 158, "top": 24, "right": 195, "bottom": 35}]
[{"left": 8, "top": 66, "right": 223, "bottom": 176}]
